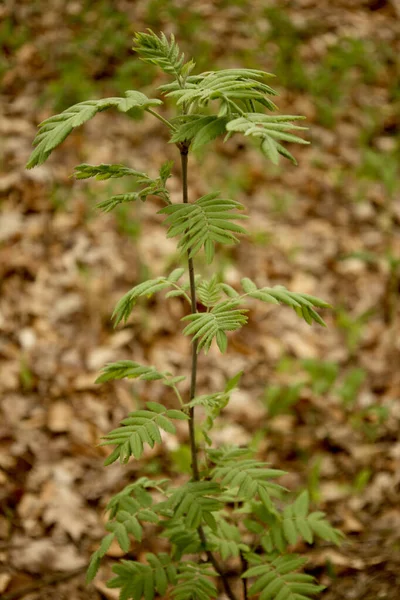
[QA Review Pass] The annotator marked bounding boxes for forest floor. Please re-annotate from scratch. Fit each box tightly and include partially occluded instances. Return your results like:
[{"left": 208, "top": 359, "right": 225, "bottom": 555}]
[{"left": 1, "top": 1, "right": 400, "bottom": 599}]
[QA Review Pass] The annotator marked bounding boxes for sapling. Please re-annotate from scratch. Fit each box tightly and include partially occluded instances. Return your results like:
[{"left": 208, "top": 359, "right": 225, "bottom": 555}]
[{"left": 27, "top": 31, "right": 343, "bottom": 600}]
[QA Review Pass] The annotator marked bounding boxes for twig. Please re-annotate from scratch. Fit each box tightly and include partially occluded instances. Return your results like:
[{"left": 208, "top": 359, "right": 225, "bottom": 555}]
[{"left": 240, "top": 551, "right": 249, "bottom": 600}]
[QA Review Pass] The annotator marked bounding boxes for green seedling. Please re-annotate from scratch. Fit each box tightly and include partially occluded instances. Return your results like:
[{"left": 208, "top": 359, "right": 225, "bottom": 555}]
[
  {"left": 351, "top": 405, "right": 390, "bottom": 443},
  {"left": 302, "top": 359, "right": 338, "bottom": 395},
  {"left": 27, "top": 30, "right": 342, "bottom": 600},
  {"left": 307, "top": 455, "right": 323, "bottom": 504},
  {"left": 357, "top": 149, "right": 399, "bottom": 334},
  {"left": 336, "top": 368, "right": 366, "bottom": 408},
  {"left": 353, "top": 468, "right": 372, "bottom": 494},
  {"left": 264, "top": 382, "right": 304, "bottom": 418},
  {"left": 336, "top": 307, "right": 374, "bottom": 358}
]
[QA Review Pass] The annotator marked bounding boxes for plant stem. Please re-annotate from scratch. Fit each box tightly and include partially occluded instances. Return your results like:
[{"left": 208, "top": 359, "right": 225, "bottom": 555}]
[
  {"left": 180, "top": 145, "right": 200, "bottom": 479},
  {"left": 146, "top": 108, "right": 177, "bottom": 131},
  {"left": 180, "top": 146, "right": 238, "bottom": 600},
  {"left": 240, "top": 551, "right": 249, "bottom": 600}
]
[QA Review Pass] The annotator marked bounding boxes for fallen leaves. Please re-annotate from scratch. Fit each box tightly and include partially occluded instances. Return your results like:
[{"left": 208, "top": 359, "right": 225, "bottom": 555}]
[
  {"left": 40, "top": 478, "right": 97, "bottom": 541},
  {"left": 10, "top": 537, "right": 86, "bottom": 573},
  {"left": 47, "top": 401, "right": 74, "bottom": 433}
]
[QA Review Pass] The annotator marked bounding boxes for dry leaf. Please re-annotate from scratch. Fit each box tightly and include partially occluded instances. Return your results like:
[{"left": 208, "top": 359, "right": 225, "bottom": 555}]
[
  {"left": 312, "top": 549, "right": 366, "bottom": 571},
  {"left": 11, "top": 538, "right": 86, "bottom": 573},
  {"left": 0, "top": 573, "right": 12, "bottom": 594},
  {"left": 41, "top": 475, "right": 97, "bottom": 541},
  {"left": 47, "top": 401, "right": 74, "bottom": 433}
]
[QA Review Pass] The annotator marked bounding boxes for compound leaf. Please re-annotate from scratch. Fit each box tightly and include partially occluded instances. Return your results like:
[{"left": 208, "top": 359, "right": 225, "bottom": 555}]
[
  {"left": 27, "top": 94, "right": 161, "bottom": 169},
  {"left": 100, "top": 403, "right": 184, "bottom": 464},
  {"left": 241, "top": 279, "right": 330, "bottom": 326},
  {"left": 172, "top": 562, "right": 218, "bottom": 600},
  {"left": 113, "top": 268, "right": 186, "bottom": 325},
  {"left": 182, "top": 300, "right": 247, "bottom": 353},
  {"left": 226, "top": 113, "right": 308, "bottom": 165},
  {"left": 159, "top": 482, "right": 222, "bottom": 531},
  {"left": 134, "top": 30, "right": 186, "bottom": 78},
  {"left": 107, "top": 554, "right": 176, "bottom": 600},
  {"left": 159, "top": 192, "right": 247, "bottom": 264},
  {"left": 243, "top": 555, "right": 325, "bottom": 600}
]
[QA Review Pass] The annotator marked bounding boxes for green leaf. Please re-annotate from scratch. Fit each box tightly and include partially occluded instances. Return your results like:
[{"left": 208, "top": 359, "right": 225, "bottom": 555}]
[
  {"left": 96, "top": 192, "right": 141, "bottom": 212},
  {"left": 86, "top": 551, "right": 101, "bottom": 583},
  {"left": 166, "top": 289, "right": 186, "bottom": 299},
  {"left": 114, "top": 522, "right": 130, "bottom": 552},
  {"left": 159, "top": 160, "right": 174, "bottom": 182},
  {"left": 73, "top": 161, "right": 170, "bottom": 212},
  {"left": 204, "top": 518, "right": 249, "bottom": 560},
  {"left": 165, "top": 409, "right": 189, "bottom": 420},
  {"left": 170, "top": 115, "right": 217, "bottom": 144},
  {"left": 241, "top": 277, "right": 257, "bottom": 293},
  {"left": 163, "top": 375, "right": 187, "bottom": 386},
  {"left": 308, "top": 513, "right": 345, "bottom": 545},
  {"left": 145, "top": 401, "right": 166, "bottom": 413},
  {"left": 224, "top": 370, "right": 243, "bottom": 392},
  {"left": 97, "top": 186, "right": 169, "bottom": 213},
  {"left": 220, "top": 283, "right": 240, "bottom": 298},
  {"left": 261, "top": 135, "right": 280, "bottom": 164},
  {"left": 265, "top": 491, "right": 344, "bottom": 550},
  {"left": 112, "top": 270, "right": 185, "bottom": 325},
  {"left": 159, "top": 192, "right": 247, "bottom": 264},
  {"left": 163, "top": 69, "right": 277, "bottom": 114},
  {"left": 73, "top": 163, "right": 149, "bottom": 181},
  {"left": 283, "top": 512, "right": 298, "bottom": 545},
  {"left": 191, "top": 117, "right": 229, "bottom": 150},
  {"left": 100, "top": 405, "right": 176, "bottom": 463},
  {"left": 182, "top": 300, "right": 247, "bottom": 353},
  {"left": 133, "top": 30, "right": 186, "bottom": 78},
  {"left": 294, "top": 490, "right": 309, "bottom": 518},
  {"left": 216, "top": 330, "right": 228, "bottom": 353},
  {"left": 92, "top": 482, "right": 162, "bottom": 575},
  {"left": 295, "top": 515, "right": 313, "bottom": 544},
  {"left": 240, "top": 282, "right": 330, "bottom": 327},
  {"left": 162, "top": 522, "right": 201, "bottom": 559},
  {"left": 172, "top": 562, "right": 218, "bottom": 600},
  {"left": 162, "top": 482, "right": 223, "bottom": 531},
  {"left": 211, "top": 453, "right": 286, "bottom": 514},
  {"left": 95, "top": 361, "right": 165, "bottom": 384},
  {"left": 107, "top": 554, "right": 176, "bottom": 600},
  {"left": 104, "top": 447, "right": 121, "bottom": 466},
  {"left": 118, "top": 90, "right": 162, "bottom": 112},
  {"left": 186, "top": 390, "right": 233, "bottom": 442},
  {"left": 130, "top": 433, "right": 143, "bottom": 459},
  {"left": 197, "top": 276, "right": 223, "bottom": 307},
  {"left": 243, "top": 555, "right": 324, "bottom": 600},
  {"left": 26, "top": 96, "right": 160, "bottom": 169},
  {"left": 226, "top": 113, "right": 308, "bottom": 165},
  {"left": 168, "top": 267, "right": 185, "bottom": 282},
  {"left": 98, "top": 532, "right": 115, "bottom": 557}
]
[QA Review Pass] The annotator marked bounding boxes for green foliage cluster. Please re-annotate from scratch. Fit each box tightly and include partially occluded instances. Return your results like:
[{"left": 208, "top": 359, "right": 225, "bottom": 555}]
[{"left": 27, "top": 30, "right": 342, "bottom": 600}]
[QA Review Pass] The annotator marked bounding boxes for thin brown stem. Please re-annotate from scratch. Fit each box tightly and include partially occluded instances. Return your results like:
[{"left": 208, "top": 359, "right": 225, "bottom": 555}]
[
  {"left": 181, "top": 145, "right": 200, "bottom": 479},
  {"left": 180, "top": 147, "right": 238, "bottom": 600},
  {"left": 240, "top": 551, "right": 249, "bottom": 600}
]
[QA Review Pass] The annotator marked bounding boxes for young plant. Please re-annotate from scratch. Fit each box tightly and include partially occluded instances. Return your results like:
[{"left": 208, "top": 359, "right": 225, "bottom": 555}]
[{"left": 27, "top": 30, "right": 343, "bottom": 600}]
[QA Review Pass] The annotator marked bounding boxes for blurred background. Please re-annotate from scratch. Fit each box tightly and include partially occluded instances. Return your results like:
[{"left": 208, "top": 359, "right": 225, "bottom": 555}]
[{"left": 1, "top": 0, "right": 400, "bottom": 598}]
